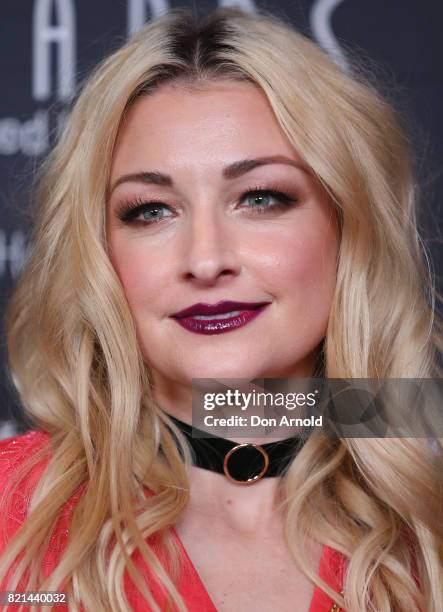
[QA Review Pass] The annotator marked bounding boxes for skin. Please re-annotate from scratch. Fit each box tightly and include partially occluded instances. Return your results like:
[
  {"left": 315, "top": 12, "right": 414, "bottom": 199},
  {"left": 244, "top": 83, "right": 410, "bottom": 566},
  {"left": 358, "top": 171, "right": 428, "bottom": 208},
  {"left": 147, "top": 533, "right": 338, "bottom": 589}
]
[{"left": 106, "top": 80, "right": 340, "bottom": 610}]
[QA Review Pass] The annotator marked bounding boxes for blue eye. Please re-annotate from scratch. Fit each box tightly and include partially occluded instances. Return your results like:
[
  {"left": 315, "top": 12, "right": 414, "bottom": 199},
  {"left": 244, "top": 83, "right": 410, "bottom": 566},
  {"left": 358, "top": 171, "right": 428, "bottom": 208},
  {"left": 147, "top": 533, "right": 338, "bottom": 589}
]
[
  {"left": 117, "top": 201, "right": 173, "bottom": 224},
  {"left": 139, "top": 204, "right": 173, "bottom": 222},
  {"left": 242, "top": 189, "right": 295, "bottom": 212}
]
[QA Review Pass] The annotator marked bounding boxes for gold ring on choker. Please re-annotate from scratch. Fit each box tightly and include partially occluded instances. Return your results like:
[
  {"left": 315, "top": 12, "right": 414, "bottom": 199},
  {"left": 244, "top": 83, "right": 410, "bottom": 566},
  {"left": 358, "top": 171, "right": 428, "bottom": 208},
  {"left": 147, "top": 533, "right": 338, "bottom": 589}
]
[{"left": 223, "top": 443, "right": 269, "bottom": 485}]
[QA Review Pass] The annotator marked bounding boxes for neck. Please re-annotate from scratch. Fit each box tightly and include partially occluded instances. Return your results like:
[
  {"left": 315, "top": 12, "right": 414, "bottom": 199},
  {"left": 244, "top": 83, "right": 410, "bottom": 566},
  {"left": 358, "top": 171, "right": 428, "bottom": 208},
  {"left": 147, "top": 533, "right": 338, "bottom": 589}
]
[{"left": 178, "top": 462, "right": 286, "bottom": 535}]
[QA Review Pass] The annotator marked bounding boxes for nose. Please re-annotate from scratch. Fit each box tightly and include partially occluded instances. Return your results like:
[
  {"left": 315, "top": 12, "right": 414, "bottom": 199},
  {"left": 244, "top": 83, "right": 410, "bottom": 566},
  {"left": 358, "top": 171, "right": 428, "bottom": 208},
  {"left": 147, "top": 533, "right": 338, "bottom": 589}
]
[{"left": 178, "top": 206, "right": 241, "bottom": 286}]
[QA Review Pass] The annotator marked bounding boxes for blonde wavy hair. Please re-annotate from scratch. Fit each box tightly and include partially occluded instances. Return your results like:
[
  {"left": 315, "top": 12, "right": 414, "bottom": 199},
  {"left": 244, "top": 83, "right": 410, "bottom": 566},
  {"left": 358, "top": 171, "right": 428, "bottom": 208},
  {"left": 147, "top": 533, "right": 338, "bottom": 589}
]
[{"left": 1, "top": 7, "right": 442, "bottom": 612}]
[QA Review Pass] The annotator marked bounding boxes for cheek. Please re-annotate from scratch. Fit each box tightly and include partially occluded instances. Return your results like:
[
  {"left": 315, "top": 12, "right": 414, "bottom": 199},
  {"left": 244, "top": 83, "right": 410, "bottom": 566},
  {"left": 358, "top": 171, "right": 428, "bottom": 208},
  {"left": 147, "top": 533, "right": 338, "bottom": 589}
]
[
  {"left": 255, "top": 215, "right": 338, "bottom": 344},
  {"left": 291, "top": 233, "right": 336, "bottom": 293},
  {"left": 252, "top": 219, "right": 338, "bottom": 299},
  {"left": 107, "top": 237, "right": 170, "bottom": 314}
]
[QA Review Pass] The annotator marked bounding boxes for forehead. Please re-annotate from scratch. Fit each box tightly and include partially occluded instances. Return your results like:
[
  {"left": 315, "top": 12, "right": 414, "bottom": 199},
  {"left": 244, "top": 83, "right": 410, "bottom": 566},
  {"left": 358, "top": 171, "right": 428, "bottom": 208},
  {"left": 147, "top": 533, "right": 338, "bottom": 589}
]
[{"left": 111, "top": 80, "right": 305, "bottom": 172}]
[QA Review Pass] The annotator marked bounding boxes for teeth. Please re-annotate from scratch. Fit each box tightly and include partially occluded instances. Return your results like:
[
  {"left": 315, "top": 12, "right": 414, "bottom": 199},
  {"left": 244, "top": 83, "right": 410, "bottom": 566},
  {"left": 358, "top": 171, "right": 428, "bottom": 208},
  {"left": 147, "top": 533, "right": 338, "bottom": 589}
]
[{"left": 192, "top": 310, "right": 242, "bottom": 320}]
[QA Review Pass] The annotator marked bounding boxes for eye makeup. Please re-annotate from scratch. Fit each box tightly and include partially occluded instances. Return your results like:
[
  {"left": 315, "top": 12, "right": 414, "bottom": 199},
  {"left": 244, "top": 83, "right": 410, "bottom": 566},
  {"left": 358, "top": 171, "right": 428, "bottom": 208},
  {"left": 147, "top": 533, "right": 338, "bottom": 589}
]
[{"left": 113, "top": 182, "right": 300, "bottom": 227}]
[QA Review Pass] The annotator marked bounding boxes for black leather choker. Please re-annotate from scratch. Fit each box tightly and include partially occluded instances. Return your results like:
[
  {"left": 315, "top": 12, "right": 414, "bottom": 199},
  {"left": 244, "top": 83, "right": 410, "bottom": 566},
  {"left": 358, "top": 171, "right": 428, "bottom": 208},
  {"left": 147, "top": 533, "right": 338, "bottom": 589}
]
[{"left": 166, "top": 414, "right": 307, "bottom": 486}]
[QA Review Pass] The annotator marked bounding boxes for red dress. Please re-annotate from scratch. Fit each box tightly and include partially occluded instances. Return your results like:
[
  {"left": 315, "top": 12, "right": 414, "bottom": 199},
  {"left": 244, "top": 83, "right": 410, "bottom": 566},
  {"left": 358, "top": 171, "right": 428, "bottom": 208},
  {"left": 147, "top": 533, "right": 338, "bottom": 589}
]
[{"left": 0, "top": 430, "right": 345, "bottom": 611}]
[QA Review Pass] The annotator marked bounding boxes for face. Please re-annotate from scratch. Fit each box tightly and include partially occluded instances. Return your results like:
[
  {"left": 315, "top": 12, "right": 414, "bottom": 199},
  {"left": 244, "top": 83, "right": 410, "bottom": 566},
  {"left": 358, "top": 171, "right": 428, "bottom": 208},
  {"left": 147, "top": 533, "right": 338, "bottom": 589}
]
[{"left": 106, "top": 80, "right": 339, "bottom": 406}]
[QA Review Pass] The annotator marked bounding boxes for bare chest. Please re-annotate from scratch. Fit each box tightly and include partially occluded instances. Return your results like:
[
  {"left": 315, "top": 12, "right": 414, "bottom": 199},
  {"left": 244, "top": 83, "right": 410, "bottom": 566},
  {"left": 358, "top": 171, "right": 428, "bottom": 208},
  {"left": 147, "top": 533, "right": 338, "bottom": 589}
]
[{"left": 174, "top": 521, "right": 322, "bottom": 612}]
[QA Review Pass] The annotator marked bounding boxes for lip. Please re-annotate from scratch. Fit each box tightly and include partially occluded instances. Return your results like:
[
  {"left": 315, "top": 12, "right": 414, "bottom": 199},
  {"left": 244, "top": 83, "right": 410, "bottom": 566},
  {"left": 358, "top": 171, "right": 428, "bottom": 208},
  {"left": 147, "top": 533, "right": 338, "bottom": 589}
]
[
  {"left": 171, "top": 302, "right": 271, "bottom": 335},
  {"left": 172, "top": 300, "right": 269, "bottom": 318}
]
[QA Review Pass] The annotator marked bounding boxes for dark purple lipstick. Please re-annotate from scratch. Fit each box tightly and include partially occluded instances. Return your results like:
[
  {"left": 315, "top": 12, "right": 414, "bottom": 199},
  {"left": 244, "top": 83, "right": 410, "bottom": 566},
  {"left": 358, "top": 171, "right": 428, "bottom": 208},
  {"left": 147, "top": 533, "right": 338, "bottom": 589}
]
[{"left": 171, "top": 300, "right": 271, "bottom": 335}]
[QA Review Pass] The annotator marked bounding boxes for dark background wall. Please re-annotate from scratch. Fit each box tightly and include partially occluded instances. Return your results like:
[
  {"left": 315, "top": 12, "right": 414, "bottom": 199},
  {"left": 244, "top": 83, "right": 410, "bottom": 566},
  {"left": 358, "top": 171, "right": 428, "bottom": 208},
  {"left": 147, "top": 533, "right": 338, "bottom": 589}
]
[{"left": 1, "top": 0, "right": 442, "bottom": 439}]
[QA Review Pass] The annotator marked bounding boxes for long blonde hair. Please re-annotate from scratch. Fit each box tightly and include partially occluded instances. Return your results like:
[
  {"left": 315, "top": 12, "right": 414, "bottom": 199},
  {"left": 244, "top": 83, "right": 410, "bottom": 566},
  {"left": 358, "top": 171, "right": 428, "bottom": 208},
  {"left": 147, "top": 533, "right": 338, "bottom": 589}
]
[{"left": 1, "top": 7, "right": 442, "bottom": 611}]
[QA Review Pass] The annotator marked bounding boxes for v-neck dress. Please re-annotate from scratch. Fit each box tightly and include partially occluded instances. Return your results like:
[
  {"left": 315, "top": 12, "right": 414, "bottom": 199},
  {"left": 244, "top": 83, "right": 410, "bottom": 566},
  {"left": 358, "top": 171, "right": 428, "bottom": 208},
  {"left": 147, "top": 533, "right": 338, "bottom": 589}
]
[
  {"left": 0, "top": 430, "right": 346, "bottom": 611},
  {"left": 164, "top": 527, "right": 345, "bottom": 611}
]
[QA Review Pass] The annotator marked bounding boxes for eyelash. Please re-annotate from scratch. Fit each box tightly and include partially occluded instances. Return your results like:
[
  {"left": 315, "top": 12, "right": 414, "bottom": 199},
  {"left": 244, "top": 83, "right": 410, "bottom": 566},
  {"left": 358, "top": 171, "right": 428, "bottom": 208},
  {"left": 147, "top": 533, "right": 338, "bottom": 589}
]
[{"left": 115, "top": 184, "right": 298, "bottom": 226}]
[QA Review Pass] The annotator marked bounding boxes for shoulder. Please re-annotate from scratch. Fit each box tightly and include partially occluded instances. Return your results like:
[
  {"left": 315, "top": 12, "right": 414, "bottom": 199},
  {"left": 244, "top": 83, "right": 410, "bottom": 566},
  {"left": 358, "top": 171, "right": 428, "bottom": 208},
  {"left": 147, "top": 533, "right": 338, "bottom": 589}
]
[
  {"left": 321, "top": 545, "right": 346, "bottom": 604},
  {"left": 0, "top": 428, "right": 50, "bottom": 454},
  {"left": 308, "top": 545, "right": 346, "bottom": 611},
  {"left": 0, "top": 429, "right": 52, "bottom": 539},
  {"left": 0, "top": 429, "right": 88, "bottom": 575},
  {"left": 0, "top": 429, "right": 51, "bottom": 481}
]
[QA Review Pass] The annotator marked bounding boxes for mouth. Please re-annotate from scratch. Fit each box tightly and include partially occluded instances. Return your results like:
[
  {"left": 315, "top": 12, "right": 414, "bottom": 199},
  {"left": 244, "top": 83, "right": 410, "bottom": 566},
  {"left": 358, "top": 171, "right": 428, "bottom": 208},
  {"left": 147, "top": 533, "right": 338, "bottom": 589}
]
[
  {"left": 172, "top": 300, "right": 270, "bottom": 318},
  {"left": 171, "top": 301, "right": 271, "bottom": 335}
]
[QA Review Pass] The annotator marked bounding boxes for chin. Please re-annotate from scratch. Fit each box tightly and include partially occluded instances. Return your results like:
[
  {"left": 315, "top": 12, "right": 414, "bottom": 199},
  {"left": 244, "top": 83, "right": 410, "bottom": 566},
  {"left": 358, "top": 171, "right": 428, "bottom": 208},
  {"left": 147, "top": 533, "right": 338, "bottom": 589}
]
[{"left": 184, "top": 362, "right": 268, "bottom": 381}]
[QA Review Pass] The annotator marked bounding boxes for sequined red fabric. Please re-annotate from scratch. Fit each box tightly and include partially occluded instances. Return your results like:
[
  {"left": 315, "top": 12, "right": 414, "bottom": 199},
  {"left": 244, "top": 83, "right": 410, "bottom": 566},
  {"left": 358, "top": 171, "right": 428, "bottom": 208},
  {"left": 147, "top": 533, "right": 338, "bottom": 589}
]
[{"left": 0, "top": 430, "right": 346, "bottom": 611}]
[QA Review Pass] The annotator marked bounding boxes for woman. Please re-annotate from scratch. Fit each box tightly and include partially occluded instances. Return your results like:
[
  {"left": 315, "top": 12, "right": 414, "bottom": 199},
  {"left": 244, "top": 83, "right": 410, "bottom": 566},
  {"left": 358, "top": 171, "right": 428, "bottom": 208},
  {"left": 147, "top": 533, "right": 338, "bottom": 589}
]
[{"left": 1, "top": 7, "right": 442, "bottom": 611}]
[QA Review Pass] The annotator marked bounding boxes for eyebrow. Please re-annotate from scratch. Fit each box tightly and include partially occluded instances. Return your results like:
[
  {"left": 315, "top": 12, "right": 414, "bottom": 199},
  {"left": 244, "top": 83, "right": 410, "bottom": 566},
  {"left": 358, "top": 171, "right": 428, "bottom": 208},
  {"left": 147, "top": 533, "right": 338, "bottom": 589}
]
[{"left": 109, "top": 155, "right": 309, "bottom": 195}]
